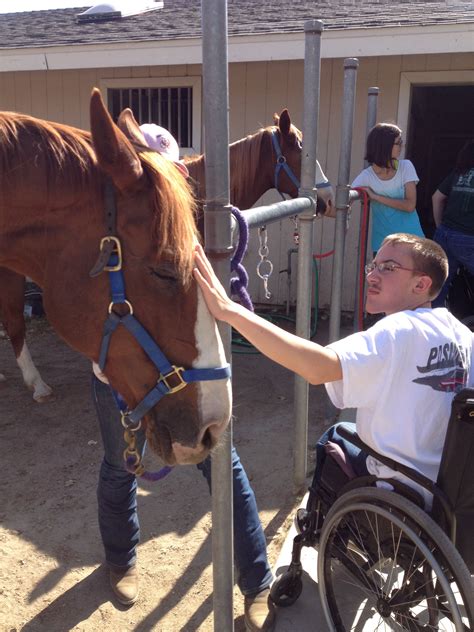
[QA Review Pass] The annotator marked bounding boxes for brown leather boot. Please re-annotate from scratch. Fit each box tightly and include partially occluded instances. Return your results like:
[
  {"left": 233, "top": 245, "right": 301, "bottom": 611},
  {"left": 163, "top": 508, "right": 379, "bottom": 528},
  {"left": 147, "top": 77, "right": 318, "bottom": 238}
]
[
  {"left": 244, "top": 587, "right": 275, "bottom": 632},
  {"left": 109, "top": 565, "right": 139, "bottom": 606}
]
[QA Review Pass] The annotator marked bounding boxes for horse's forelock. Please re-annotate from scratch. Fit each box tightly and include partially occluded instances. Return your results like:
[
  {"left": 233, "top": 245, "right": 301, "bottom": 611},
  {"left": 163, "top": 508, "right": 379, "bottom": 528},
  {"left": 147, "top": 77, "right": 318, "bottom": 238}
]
[{"left": 140, "top": 151, "right": 198, "bottom": 283}]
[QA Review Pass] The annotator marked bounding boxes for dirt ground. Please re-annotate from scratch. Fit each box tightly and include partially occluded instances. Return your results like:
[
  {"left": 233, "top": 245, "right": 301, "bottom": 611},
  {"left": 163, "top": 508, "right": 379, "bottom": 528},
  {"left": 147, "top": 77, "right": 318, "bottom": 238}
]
[{"left": 0, "top": 315, "right": 330, "bottom": 632}]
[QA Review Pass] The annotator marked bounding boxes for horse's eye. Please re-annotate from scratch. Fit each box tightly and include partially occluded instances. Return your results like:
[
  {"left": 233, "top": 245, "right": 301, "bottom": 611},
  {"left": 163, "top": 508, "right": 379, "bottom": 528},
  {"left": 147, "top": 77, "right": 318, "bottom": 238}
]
[{"left": 148, "top": 266, "right": 178, "bottom": 283}]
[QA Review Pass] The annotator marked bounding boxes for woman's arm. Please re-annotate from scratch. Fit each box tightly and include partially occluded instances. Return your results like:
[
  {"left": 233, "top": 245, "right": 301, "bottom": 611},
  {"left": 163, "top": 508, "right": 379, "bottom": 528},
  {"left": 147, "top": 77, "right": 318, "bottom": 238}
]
[
  {"left": 432, "top": 189, "right": 448, "bottom": 227},
  {"left": 193, "top": 245, "right": 342, "bottom": 385},
  {"left": 365, "top": 180, "right": 417, "bottom": 213}
]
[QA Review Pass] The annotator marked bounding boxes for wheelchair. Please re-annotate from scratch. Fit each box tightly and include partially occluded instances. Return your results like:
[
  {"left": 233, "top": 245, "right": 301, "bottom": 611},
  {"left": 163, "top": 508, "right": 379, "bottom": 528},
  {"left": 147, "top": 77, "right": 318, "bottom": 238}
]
[{"left": 271, "top": 388, "right": 474, "bottom": 631}]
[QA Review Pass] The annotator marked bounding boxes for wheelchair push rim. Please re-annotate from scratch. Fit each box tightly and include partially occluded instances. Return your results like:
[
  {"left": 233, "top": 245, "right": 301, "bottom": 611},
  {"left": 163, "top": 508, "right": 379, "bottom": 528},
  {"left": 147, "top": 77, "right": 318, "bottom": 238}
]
[{"left": 317, "top": 487, "right": 474, "bottom": 631}]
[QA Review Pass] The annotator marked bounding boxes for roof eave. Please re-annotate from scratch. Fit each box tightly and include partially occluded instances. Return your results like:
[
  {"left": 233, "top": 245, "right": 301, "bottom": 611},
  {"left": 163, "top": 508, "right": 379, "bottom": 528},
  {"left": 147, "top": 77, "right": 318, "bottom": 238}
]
[{"left": 0, "top": 23, "right": 473, "bottom": 72}]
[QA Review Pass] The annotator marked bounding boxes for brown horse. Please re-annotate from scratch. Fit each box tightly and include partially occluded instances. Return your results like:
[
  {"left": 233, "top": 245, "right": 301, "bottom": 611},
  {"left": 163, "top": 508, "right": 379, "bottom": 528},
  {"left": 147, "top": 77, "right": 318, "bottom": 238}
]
[
  {"left": 0, "top": 108, "right": 333, "bottom": 401},
  {"left": 0, "top": 89, "right": 231, "bottom": 465},
  {"left": 184, "top": 109, "right": 334, "bottom": 214}
]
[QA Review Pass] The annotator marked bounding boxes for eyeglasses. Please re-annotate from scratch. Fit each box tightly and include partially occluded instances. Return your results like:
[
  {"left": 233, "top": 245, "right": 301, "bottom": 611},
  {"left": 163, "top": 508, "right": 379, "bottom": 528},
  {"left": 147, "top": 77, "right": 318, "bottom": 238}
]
[
  {"left": 365, "top": 261, "right": 421, "bottom": 275},
  {"left": 393, "top": 138, "right": 404, "bottom": 147}
]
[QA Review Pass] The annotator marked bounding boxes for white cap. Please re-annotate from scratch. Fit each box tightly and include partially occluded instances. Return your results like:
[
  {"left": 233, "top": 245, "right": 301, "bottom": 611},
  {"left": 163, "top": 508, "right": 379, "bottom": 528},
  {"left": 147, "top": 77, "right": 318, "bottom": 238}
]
[{"left": 139, "top": 123, "right": 189, "bottom": 178}]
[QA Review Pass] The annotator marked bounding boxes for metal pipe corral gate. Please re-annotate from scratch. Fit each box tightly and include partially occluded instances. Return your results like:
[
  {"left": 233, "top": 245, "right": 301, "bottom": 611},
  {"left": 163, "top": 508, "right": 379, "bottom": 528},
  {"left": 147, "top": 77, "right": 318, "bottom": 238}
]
[
  {"left": 201, "top": 1, "right": 322, "bottom": 627},
  {"left": 201, "top": 3, "right": 234, "bottom": 630},
  {"left": 328, "top": 58, "right": 359, "bottom": 345}
]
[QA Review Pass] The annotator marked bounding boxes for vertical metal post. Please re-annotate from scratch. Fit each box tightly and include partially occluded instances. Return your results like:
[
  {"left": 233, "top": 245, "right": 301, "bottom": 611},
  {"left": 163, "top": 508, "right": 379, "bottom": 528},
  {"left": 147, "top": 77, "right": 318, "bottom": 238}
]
[
  {"left": 201, "top": 2, "right": 234, "bottom": 630},
  {"left": 353, "top": 86, "right": 379, "bottom": 331},
  {"left": 328, "top": 58, "right": 359, "bottom": 344},
  {"left": 365, "top": 87, "right": 379, "bottom": 167},
  {"left": 293, "top": 20, "right": 323, "bottom": 490}
]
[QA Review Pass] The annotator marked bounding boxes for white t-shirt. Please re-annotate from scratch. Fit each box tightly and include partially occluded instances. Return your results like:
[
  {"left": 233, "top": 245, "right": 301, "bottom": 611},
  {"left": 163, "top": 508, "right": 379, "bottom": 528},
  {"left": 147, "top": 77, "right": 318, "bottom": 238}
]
[
  {"left": 325, "top": 308, "right": 473, "bottom": 505},
  {"left": 352, "top": 159, "right": 424, "bottom": 251}
]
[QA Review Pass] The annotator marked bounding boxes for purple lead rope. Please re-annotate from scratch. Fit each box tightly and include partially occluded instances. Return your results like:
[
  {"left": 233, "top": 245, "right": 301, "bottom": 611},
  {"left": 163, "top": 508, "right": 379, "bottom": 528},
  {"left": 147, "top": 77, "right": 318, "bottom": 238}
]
[{"left": 230, "top": 206, "right": 254, "bottom": 311}]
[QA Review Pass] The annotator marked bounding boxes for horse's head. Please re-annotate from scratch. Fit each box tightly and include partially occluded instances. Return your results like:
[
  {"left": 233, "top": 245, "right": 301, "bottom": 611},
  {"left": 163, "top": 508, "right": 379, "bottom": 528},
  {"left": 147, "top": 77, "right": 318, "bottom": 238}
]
[
  {"left": 42, "top": 90, "right": 231, "bottom": 466},
  {"left": 271, "top": 110, "right": 334, "bottom": 216}
]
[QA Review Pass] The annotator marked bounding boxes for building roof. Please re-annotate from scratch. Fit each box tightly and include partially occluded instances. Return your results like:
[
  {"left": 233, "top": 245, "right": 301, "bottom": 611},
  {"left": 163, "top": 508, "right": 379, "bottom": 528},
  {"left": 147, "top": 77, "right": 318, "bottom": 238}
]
[{"left": 1, "top": 0, "right": 474, "bottom": 50}]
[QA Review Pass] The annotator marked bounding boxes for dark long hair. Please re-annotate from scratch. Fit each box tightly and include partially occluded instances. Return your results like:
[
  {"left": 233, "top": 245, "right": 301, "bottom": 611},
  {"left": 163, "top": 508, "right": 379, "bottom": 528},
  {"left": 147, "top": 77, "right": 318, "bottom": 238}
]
[
  {"left": 455, "top": 140, "right": 474, "bottom": 174},
  {"left": 365, "top": 122, "right": 402, "bottom": 169}
]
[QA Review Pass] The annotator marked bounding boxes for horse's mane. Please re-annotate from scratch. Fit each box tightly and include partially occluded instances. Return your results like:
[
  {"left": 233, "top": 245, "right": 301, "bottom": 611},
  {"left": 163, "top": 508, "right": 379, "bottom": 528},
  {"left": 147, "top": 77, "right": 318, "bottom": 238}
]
[
  {"left": 139, "top": 150, "right": 197, "bottom": 282},
  {"left": 0, "top": 112, "right": 197, "bottom": 283},
  {"left": 0, "top": 112, "right": 97, "bottom": 187}
]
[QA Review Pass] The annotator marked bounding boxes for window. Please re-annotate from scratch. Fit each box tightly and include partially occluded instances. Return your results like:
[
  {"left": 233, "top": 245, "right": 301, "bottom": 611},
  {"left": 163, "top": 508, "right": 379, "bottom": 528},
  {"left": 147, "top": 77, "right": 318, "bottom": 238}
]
[{"left": 101, "top": 77, "right": 201, "bottom": 153}]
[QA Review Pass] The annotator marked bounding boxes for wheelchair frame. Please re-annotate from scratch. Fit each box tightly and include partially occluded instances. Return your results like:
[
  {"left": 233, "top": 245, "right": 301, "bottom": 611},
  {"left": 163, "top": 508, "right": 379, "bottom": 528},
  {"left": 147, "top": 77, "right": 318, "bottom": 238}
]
[{"left": 271, "top": 388, "right": 474, "bottom": 631}]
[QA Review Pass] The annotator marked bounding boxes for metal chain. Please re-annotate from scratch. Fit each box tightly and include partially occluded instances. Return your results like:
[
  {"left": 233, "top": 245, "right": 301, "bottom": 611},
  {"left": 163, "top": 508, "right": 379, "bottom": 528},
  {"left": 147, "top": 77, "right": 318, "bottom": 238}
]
[
  {"left": 121, "top": 412, "right": 145, "bottom": 476},
  {"left": 256, "top": 226, "right": 273, "bottom": 300}
]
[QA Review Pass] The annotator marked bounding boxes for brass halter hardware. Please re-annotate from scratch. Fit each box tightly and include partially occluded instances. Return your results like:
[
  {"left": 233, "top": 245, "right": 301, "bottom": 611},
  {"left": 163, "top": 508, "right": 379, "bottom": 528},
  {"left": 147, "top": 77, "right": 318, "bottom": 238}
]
[
  {"left": 158, "top": 365, "right": 187, "bottom": 394},
  {"left": 101, "top": 236, "right": 123, "bottom": 272}
]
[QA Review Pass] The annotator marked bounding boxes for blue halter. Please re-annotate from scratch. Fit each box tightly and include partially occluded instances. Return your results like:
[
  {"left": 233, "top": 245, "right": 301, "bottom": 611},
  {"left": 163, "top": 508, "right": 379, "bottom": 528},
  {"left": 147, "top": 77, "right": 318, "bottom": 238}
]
[
  {"left": 271, "top": 130, "right": 333, "bottom": 199},
  {"left": 95, "top": 182, "right": 231, "bottom": 429},
  {"left": 271, "top": 130, "right": 300, "bottom": 197}
]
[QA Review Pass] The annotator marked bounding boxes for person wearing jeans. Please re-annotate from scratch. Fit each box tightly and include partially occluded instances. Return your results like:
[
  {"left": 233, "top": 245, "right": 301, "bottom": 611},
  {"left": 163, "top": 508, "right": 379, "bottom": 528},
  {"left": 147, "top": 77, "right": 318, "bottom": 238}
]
[
  {"left": 432, "top": 140, "right": 474, "bottom": 308},
  {"left": 92, "top": 375, "right": 274, "bottom": 632},
  {"left": 312, "top": 421, "right": 370, "bottom": 485}
]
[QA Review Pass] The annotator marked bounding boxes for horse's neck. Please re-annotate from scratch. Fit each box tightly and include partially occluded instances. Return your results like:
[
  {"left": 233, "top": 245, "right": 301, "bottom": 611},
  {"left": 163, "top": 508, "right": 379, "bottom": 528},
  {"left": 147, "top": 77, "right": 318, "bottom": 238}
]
[
  {"left": 185, "top": 155, "right": 206, "bottom": 202},
  {"left": 229, "top": 134, "right": 272, "bottom": 210},
  {"left": 0, "top": 176, "right": 102, "bottom": 285},
  {"left": 185, "top": 134, "right": 271, "bottom": 211}
]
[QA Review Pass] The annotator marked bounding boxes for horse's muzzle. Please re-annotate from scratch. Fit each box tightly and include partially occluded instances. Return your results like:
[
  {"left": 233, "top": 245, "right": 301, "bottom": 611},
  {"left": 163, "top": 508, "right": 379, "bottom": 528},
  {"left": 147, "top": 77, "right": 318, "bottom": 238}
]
[{"left": 170, "top": 420, "right": 226, "bottom": 464}]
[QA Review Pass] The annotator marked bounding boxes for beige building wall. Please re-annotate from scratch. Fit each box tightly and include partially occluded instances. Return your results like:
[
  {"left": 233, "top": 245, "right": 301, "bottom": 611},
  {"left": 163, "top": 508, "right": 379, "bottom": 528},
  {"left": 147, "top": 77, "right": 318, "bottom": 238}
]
[{"left": 1, "top": 51, "right": 472, "bottom": 311}]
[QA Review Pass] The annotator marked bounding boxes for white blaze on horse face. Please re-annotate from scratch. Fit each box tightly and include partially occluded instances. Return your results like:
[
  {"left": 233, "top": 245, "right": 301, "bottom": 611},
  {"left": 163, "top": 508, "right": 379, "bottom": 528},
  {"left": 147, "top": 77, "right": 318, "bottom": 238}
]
[{"left": 193, "top": 287, "right": 232, "bottom": 431}]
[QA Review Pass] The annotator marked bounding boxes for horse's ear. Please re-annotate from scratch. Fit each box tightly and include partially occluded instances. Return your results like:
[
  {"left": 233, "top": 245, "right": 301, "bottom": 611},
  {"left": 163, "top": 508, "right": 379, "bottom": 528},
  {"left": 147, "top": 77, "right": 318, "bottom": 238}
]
[
  {"left": 278, "top": 109, "right": 291, "bottom": 137},
  {"left": 273, "top": 112, "right": 280, "bottom": 125},
  {"left": 117, "top": 108, "right": 148, "bottom": 147},
  {"left": 90, "top": 88, "right": 143, "bottom": 191}
]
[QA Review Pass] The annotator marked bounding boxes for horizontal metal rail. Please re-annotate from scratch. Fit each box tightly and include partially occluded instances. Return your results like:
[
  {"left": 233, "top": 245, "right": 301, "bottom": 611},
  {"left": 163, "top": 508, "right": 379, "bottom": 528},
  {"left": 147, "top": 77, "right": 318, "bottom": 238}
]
[
  {"left": 232, "top": 191, "right": 361, "bottom": 236},
  {"left": 237, "top": 195, "right": 315, "bottom": 230}
]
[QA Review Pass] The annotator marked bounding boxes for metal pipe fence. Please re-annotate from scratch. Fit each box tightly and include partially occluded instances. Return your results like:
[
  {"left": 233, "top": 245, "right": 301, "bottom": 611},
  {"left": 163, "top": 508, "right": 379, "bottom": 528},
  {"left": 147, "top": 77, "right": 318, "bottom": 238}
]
[
  {"left": 353, "top": 87, "right": 380, "bottom": 330},
  {"left": 201, "top": 2, "right": 234, "bottom": 630},
  {"left": 328, "top": 58, "right": 359, "bottom": 345},
  {"left": 201, "top": 2, "right": 322, "bottom": 626}
]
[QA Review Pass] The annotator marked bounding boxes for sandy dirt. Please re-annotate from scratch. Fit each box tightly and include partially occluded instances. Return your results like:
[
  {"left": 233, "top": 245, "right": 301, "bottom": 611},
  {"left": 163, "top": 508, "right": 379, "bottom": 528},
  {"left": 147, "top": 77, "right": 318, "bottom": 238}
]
[{"left": 0, "top": 315, "right": 329, "bottom": 632}]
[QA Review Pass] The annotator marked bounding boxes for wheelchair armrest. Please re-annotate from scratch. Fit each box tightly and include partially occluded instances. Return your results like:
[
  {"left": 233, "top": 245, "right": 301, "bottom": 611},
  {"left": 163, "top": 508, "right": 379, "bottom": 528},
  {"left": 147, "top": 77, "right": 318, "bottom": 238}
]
[{"left": 337, "top": 425, "right": 437, "bottom": 493}]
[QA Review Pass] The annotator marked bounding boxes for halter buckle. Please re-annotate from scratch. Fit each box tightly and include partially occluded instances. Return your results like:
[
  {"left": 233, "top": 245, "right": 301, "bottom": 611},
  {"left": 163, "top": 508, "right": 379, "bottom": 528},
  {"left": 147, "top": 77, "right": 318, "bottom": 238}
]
[
  {"left": 101, "top": 236, "right": 123, "bottom": 272},
  {"left": 159, "top": 365, "right": 187, "bottom": 394}
]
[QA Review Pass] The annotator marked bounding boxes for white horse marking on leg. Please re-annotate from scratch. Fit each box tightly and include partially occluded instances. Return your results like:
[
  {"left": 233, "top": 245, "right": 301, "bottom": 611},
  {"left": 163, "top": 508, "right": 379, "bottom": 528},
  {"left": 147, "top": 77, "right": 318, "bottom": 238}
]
[{"left": 17, "top": 342, "right": 53, "bottom": 402}]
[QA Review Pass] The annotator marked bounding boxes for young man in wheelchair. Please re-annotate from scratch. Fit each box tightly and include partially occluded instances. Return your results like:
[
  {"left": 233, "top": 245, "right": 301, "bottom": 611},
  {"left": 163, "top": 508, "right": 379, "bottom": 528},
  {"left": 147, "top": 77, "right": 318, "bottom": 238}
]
[{"left": 194, "top": 232, "right": 474, "bottom": 519}]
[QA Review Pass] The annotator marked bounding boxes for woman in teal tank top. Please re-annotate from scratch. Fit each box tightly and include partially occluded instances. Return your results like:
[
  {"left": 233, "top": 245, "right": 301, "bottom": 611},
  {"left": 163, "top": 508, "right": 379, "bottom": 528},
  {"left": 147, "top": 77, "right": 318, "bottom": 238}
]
[{"left": 352, "top": 123, "right": 424, "bottom": 253}]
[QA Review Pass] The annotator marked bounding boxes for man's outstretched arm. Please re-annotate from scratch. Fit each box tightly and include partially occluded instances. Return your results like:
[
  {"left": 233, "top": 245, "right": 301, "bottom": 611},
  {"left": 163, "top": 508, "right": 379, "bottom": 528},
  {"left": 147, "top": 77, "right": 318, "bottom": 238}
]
[{"left": 193, "top": 244, "right": 342, "bottom": 385}]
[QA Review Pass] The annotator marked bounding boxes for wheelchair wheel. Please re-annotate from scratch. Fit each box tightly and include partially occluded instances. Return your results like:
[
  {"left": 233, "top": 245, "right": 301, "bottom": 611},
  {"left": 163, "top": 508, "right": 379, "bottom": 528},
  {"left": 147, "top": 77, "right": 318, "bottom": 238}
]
[
  {"left": 318, "top": 487, "right": 474, "bottom": 631},
  {"left": 270, "top": 571, "right": 303, "bottom": 607}
]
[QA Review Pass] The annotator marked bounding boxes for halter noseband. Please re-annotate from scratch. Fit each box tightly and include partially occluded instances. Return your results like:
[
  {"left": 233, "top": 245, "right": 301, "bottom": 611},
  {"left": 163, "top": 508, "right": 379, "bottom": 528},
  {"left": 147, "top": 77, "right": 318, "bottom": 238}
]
[{"left": 93, "top": 180, "right": 231, "bottom": 430}]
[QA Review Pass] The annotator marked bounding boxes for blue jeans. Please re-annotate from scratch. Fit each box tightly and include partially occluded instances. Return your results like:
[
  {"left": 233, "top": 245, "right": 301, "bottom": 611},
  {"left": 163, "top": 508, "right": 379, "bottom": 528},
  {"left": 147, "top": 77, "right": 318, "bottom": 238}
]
[
  {"left": 91, "top": 376, "right": 272, "bottom": 596},
  {"left": 433, "top": 224, "right": 474, "bottom": 307},
  {"left": 312, "top": 422, "right": 369, "bottom": 486}
]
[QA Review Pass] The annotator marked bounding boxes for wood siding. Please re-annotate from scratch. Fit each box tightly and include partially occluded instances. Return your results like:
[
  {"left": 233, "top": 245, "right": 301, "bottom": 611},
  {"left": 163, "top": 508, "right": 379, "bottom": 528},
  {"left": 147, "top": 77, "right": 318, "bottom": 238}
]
[{"left": 1, "top": 52, "right": 472, "bottom": 310}]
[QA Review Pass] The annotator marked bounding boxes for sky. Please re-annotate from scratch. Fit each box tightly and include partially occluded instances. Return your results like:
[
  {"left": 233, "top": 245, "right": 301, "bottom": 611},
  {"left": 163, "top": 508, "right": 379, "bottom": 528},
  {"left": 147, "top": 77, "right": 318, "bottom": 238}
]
[{"left": 0, "top": 1, "right": 89, "bottom": 12}]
